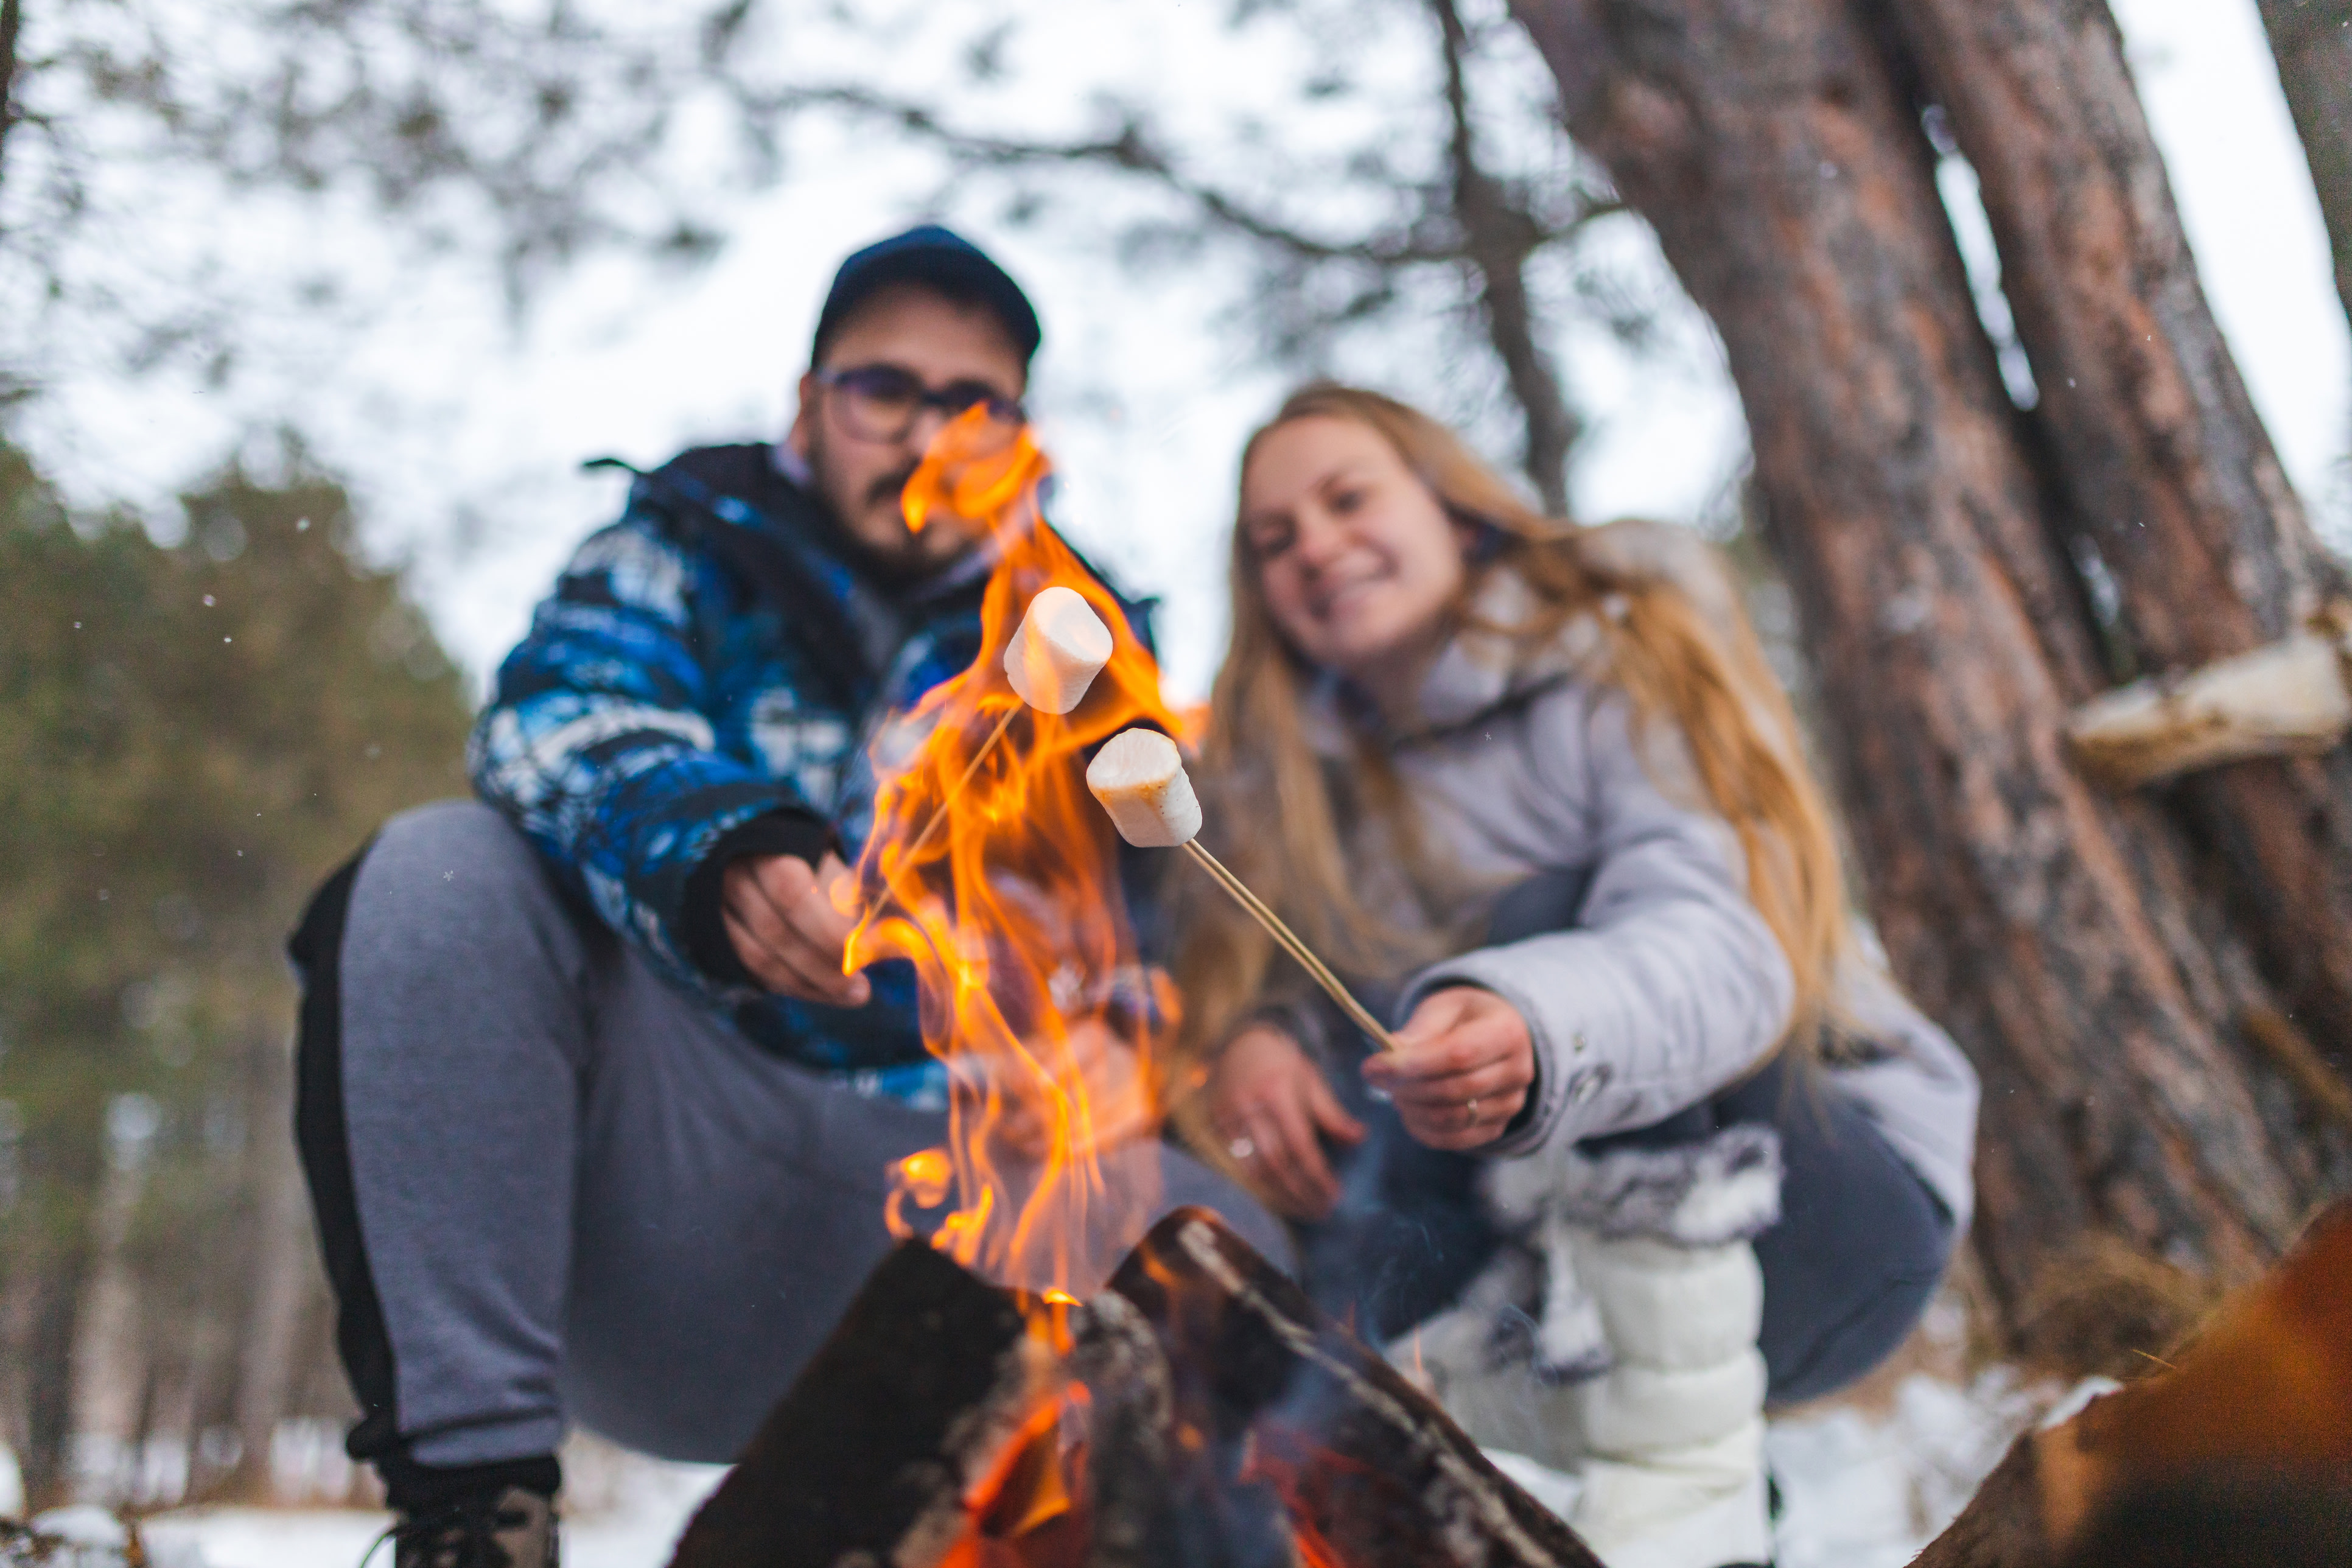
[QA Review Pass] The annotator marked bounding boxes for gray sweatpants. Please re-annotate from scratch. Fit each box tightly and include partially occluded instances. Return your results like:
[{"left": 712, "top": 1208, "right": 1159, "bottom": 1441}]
[{"left": 299, "top": 800, "right": 1284, "bottom": 1469}]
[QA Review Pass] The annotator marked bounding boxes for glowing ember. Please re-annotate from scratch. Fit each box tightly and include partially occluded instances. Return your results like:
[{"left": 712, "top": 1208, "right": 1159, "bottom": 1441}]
[{"left": 852, "top": 407, "right": 1185, "bottom": 1301}]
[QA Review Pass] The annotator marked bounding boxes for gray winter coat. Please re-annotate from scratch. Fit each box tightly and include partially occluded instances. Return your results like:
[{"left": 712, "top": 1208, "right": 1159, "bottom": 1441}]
[{"left": 1275, "top": 527, "right": 1980, "bottom": 1229}]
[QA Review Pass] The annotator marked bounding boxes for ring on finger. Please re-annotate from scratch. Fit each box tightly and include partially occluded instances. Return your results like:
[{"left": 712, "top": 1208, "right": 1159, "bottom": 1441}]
[
  {"left": 1228, "top": 1135, "right": 1257, "bottom": 1161},
  {"left": 1465, "top": 1097, "right": 1482, "bottom": 1122}
]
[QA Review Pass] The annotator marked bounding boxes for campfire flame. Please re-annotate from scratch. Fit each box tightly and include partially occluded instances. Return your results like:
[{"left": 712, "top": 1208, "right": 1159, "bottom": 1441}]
[
  {"left": 851, "top": 407, "right": 1185, "bottom": 1304},
  {"left": 853, "top": 415, "right": 1376, "bottom": 1567}
]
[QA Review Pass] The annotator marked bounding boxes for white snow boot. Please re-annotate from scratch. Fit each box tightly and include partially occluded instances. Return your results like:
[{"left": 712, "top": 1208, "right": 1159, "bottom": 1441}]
[
  {"left": 1482, "top": 1122, "right": 1783, "bottom": 1568},
  {"left": 1565, "top": 1229, "right": 1771, "bottom": 1568}
]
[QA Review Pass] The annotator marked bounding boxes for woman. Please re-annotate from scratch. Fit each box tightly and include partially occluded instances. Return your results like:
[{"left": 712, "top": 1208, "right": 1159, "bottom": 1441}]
[{"left": 1170, "top": 385, "right": 1979, "bottom": 1568}]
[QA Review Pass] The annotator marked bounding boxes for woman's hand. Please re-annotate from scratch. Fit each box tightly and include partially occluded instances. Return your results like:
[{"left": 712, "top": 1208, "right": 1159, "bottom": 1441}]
[
  {"left": 1365, "top": 987, "right": 1535, "bottom": 1150},
  {"left": 1207, "top": 1024, "right": 1366, "bottom": 1220}
]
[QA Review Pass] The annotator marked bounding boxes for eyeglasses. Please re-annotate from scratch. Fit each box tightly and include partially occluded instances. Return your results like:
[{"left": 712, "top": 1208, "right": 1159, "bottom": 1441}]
[{"left": 815, "top": 365, "right": 1026, "bottom": 444}]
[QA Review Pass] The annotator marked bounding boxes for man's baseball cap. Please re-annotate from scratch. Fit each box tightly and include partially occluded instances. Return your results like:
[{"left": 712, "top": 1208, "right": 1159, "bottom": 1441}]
[{"left": 811, "top": 225, "right": 1042, "bottom": 366}]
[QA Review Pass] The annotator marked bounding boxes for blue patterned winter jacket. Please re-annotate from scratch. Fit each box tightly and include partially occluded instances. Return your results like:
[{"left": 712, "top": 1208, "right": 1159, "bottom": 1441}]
[{"left": 468, "top": 443, "right": 1153, "bottom": 1108}]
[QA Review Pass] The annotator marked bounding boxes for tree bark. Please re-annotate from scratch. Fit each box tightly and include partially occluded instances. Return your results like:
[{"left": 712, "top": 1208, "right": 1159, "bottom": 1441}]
[
  {"left": 0, "top": 0, "right": 21, "bottom": 187},
  {"left": 1506, "top": 0, "right": 2320, "bottom": 1340},
  {"left": 1894, "top": 0, "right": 2352, "bottom": 1077},
  {"left": 2256, "top": 0, "right": 2352, "bottom": 335}
]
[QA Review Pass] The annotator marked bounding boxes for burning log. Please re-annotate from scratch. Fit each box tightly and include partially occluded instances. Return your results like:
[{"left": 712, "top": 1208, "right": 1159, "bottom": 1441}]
[
  {"left": 1065, "top": 1289, "right": 1295, "bottom": 1568},
  {"left": 1109, "top": 1209, "right": 1601, "bottom": 1568},
  {"left": 671, "top": 1211, "right": 1601, "bottom": 1568},
  {"left": 667, "top": 1239, "right": 1059, "bottom": 1568},
  {"left": 1912, "top": 1199, "right": 2352, "bottom": 1567}
]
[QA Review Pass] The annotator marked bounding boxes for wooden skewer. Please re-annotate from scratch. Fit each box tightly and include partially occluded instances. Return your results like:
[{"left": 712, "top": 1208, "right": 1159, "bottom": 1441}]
[
  {"left": 875, "top": 704, "right": 1020, "bottom": 916},
  {"left": 882, "top": 710, "right": 1398, "bottom": 1054},
  {"left": 1181, "top": 840, "right": 1399, "bottom": 1052}
]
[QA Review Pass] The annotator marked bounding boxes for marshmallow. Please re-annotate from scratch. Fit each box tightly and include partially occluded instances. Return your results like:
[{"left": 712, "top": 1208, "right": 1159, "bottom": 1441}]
[
  {"left": 1005, "top": 586, "right": 1114, "bottom": 714},
  {"left": 1085, "top": 729, "right": 1202, "bottom": 848}
]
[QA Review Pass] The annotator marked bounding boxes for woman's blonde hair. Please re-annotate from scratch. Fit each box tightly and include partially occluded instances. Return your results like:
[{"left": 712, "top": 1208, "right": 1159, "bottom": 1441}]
[{"left": 1171, "top": 383, "right": 1848, "bottom": 1080}]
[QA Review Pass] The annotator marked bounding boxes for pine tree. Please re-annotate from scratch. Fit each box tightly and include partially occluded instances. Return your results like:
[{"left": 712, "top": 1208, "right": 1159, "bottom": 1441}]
[{"left": 0, "top": 443, "right": 472, "bottom": 1508}]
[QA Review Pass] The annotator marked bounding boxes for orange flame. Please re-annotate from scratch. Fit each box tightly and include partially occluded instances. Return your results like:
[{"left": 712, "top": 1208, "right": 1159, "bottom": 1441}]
[{"left": 852, "top": 407, "right": 1185, "bottom": 1300}]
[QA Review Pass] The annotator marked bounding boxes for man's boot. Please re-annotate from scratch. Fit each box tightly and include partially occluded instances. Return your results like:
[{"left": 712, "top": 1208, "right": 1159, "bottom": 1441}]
[{"left": 385, "top": 1485, "right": 559, "bottom": 1568}]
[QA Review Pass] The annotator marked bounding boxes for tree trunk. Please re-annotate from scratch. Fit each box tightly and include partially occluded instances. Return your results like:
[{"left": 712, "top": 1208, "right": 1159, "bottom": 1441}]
[
  {"left": 0, "top": 0, "right": 21, "bottom": 186},
  {"left": 2257, "top": 0, "right": 2352, "bottom": 335},
  {"left": 227, "top": 1037, "right": 311, "bottom": 1503},
  {"left": 1506, "top": 0, "right": 2326, "bottom": 1347},
  {"left": 66, "top": 1132, "right": 153, "bottom": 1504},
  {"left": 1894, "top": 0, "right": 2352, "bottom": 1078},
  {"left": 19, "top": 1248, "right": 87, "bottom": 1512}
]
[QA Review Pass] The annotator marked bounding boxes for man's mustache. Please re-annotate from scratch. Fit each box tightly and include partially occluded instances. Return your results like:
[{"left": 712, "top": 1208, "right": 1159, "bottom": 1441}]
[{"left": 869, "top": 467, "right": 920, "bottom": 511}]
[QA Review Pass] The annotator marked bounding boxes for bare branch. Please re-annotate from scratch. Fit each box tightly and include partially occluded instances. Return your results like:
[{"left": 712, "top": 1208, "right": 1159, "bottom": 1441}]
[
  {"left": 774, "top": 82, "right": 1474, "bottom": 269},
  {"left": 1431, "top": 0, "right": 1578, "bottom": 513}
]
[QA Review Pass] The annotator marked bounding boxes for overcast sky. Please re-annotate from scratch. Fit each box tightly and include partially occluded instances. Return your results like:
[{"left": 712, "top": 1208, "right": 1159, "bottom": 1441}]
[{"left": 23, "top": 0, "right": 2350, "bottom": 703}]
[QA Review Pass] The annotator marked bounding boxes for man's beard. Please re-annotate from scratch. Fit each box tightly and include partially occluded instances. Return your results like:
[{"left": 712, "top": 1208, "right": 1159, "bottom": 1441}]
[{"left": 805, "top": 425, "right": 930, "bottom": 570}]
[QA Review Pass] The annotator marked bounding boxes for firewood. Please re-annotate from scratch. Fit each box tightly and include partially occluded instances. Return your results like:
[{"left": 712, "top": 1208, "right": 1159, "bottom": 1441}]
[
  {"left": 1911, "top": 1199, "right": 2352, "bottom": 1567},
  {"left": 1107, "top": 1207, "right": 1605, "bottom": 1568},
  {"left": 2057, "top": 1469, "right": 2352, "bottom": 1568},
  {"left": 667, "top": 1239, "right": 1057, "bottom": 1568},
  {"left": 1063, "top": 1289, "right": 1273, "bottom": 1568}
]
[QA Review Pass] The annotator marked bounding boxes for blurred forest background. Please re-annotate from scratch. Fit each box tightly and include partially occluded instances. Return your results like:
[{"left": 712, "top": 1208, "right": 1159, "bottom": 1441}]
[{"left": 4, "top": 0, "right": 2351, "bottom": 1522}]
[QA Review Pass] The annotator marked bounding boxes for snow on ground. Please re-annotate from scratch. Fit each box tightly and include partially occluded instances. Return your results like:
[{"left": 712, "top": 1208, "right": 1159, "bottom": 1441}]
[
  {"left": 25, "top": 1365, "right": 2060, "bottom": 1568},
  {"left": 130, "top": 1456, "right": 730, "bottom": 1568},
  {"left": 1767, "top": 1368, "right": 2046, "bottom": 1568}
]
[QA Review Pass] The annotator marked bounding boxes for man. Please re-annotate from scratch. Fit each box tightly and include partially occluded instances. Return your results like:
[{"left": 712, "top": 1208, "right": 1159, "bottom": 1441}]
[{"left": 290, "top": 226, "right": 1282, "bottom": 1567}]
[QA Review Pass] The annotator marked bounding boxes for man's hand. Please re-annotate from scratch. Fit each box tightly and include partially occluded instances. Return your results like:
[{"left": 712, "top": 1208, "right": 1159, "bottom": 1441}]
[
  {"left": 721, "top": 852, "right": 872, "bottom": 1006},
  {"left": 1208, "top": 1024, "right": 1365, "bottom": 1220},
  {"left": 1363, "top": 987, "right": 1534, "bottom": 1151}
]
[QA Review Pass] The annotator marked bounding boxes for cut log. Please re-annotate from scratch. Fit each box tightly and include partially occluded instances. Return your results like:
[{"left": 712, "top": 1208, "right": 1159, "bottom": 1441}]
[
  {"left": 1060, "top": 1289, "right": 1203, "bottom": 1568},
  {"left": 2066, "top": 616, "right": 2352, "bottom": 786},
  {"left": 1913, "top": 1200, "right": 2352, "bottom": 1567},
  {"left": 667, "top": 1239, "right": 1057, "bottom": 1568},
  {"left": 670, "top": 1214, "right": 1608, "bottom": 1567},
  {"left": 1107, "top": 1208, "right": 1603, "bottom": 1568}
]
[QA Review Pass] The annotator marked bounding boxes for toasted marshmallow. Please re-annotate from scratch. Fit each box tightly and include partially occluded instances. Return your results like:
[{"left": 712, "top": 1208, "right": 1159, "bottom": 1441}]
[
  {"left": 1085, "top": 729, "right": 1202, "bottom": 848},
  {"left": 1005, "top": 586, "right": 1114, "bottom": 714}
]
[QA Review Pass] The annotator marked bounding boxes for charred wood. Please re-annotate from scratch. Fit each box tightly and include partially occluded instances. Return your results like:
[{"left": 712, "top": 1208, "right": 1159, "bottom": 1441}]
[
  {"left": 667, "top": 1240, "right": 1055, "bottom": 1568},
  {"left": 1108, "top": 1208, "right": 1602, "bottom": 1568},
  {"left": 1064, "top": 1289, "right": 1233, "bottom": 1568}
]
